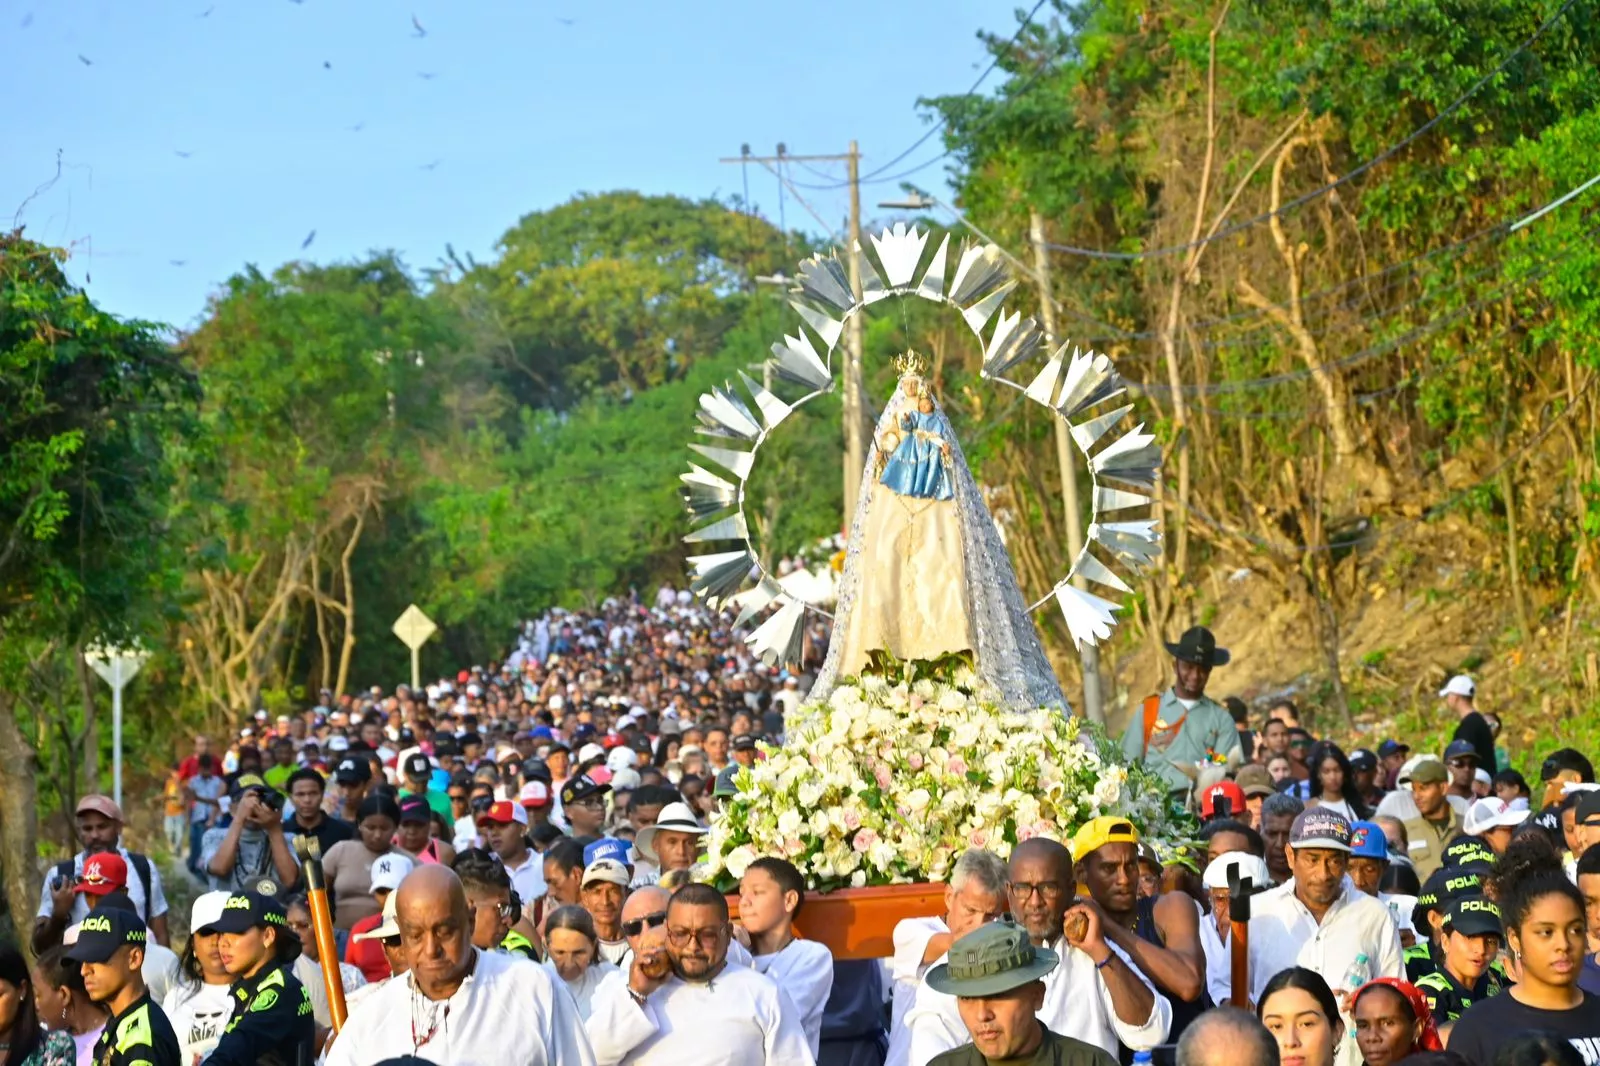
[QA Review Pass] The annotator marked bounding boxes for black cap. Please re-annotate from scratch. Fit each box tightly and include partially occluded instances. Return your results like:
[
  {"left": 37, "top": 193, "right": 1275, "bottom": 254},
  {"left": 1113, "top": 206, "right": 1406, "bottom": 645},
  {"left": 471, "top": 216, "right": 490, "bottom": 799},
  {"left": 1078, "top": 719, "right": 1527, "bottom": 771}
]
[
  {"left": 66, "top": 908, "right": 147, "bottom": 964},
  {"left": 211, "top": 891, "right": 291, "bottom": 935},
  {"left": 731, "top": 734, "right": 756, "bottom": 751},
  {"left": 1443, "top": 895, "right": 1504, "bottom": 938},
  {"left": 1443, "top": 739, "right": 1479, "bottom": 764},
  {"left": 459, "top": 731, "right": 483, "bottom": 748},
  {"left": 559, "top": 772, "right": 610, "bottom": 807},
  {"left": 1348, "top": 749, "right": 1377, "bottom": 773},
  {"left": 402, "top": 753, "right": 432, "bottom": 780},
  {"left": 1575, "top": 790, "right": 1600, "bottom": 825},
  {"left": 520, "top": 759, "right": 551, "bottom": 785},
  {"left": 1418, "top": 867, "right": 1483, "bottom": 914},
  {"left": 1164, "top": 625, "right": 1230, "bottom": 667},
  {"left": 333, "top": 757, "right": 371, "bottom": 784},
  {"left": 1442, "top": 836, "right": 1496, "bottom": 871}
]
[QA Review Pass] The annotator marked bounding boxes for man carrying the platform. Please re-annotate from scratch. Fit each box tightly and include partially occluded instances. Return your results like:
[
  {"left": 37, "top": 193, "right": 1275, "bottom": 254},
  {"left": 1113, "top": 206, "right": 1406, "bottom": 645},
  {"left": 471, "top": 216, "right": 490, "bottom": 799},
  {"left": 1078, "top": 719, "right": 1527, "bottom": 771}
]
[
  {"left": 925, "top": 922, "right": 1118, "bottom": 1066},
  {"left": 1121, "top": 628, "right": 1240, "bottom": 801},
  {"left": 1071, "top": 818, "right": 1208, "bottom": 1060},
  {"left": 1007, "top": 838, "right": 1171, "bottom": 1057}
]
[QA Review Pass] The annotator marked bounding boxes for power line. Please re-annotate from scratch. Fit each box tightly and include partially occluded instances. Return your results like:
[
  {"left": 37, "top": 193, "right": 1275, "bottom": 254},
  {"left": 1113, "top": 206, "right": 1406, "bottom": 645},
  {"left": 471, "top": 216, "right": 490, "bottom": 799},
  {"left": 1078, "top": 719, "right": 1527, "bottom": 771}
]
[
  {"left": 788, "top": 0, "right": 1062, "bottom": 193},
  {"left": 1042, "top": 0, "right": 1583, "bottom": 260}
]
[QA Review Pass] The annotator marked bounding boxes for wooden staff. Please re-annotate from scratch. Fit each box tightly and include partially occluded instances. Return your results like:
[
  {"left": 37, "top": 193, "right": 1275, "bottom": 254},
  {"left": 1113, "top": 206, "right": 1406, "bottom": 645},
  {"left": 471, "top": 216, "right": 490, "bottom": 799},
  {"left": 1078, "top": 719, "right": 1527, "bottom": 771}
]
[
  {"left": 293, "top": 835, "right": 348, "bottom": 1032},
  {"left": 1228, "top": 864, "right": 1255, "bottom": 1009}
]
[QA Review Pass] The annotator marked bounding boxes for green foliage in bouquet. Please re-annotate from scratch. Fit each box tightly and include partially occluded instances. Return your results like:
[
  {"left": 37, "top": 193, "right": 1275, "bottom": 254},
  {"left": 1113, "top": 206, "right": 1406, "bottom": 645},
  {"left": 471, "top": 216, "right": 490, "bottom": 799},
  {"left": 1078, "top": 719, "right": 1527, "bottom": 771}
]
[{"left": 703, "top": 661, "right": 1196, "bottom": 892}]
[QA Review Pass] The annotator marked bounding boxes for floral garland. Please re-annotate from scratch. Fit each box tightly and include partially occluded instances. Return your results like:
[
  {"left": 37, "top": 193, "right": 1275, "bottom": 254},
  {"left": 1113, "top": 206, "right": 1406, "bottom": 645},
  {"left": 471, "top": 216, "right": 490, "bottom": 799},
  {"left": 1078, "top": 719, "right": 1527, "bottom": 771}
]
[{"left": 703, "top": 662, "right": 1196, "bottom": 892}]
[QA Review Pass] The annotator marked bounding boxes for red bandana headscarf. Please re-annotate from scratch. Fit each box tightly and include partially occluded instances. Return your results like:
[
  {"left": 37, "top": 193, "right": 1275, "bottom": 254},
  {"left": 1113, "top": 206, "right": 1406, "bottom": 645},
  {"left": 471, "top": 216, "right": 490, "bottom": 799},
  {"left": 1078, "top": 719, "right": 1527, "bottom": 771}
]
[{"left": 1351, "top": 978, "right": 1444, "bottom": 1053}]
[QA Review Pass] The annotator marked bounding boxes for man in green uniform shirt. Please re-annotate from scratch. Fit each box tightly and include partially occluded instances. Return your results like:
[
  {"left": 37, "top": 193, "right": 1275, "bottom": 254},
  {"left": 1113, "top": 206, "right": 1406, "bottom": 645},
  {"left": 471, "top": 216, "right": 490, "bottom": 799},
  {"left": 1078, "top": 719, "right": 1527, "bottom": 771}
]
[
  {"left": 927, "top": 921, "right": 1120, "bottom": 1066},
  {"left": 1121, "top": 628, "right": 1241, "bottom": 798},
  {"left": 68, "top": 908, "right": 181, "bottom": 1066}
]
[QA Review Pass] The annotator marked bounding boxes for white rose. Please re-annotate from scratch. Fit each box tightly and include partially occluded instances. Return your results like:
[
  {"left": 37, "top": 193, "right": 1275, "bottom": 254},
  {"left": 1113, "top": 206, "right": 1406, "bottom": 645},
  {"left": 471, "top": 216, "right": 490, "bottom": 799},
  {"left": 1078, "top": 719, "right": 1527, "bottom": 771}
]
[
  {"left": 902, "top": 788, "right": 932, "bottom": 812},
  {"left": 724, "top": 845, "right": 758, "bottom": 879}
]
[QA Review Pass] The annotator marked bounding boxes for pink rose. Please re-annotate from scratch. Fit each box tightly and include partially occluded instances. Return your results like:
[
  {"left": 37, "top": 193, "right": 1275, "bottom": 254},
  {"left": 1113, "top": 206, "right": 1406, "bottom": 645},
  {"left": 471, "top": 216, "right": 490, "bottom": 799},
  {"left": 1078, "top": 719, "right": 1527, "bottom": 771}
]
[
  {"left": 947, "top": 757, "right": 968, "bottom": 777},
  {"left": 875, "top": 763, "right": 893, "bottom": 789},
  {"left": 967, "top": 829, "right": 989, "bottom": 849},
  {"left": 843, "top": 809, "right": 863, "bottom": 831},
  {"left": 907, "top": 753, "right": 924, "bottom": 771},
  {"left": 852, "top": 828, "right": 879, "bottom": 854}
]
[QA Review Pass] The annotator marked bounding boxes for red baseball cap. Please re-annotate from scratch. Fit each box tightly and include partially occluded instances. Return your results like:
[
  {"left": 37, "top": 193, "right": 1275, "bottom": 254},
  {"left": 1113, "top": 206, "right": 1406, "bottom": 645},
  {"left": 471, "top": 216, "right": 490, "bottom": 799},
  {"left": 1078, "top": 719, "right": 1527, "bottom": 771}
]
[
  {"left": 74, "top": 852, "right": 128, "bottom": 896},
  {"left": 475, "top": 800, "right": 528, "bottom": 827},
  {"left": 1200, "top": 780, "right": 1247, "bottom": 820},
  {"left": 518, "top": 781, "right": 552, "bottom": 809}
]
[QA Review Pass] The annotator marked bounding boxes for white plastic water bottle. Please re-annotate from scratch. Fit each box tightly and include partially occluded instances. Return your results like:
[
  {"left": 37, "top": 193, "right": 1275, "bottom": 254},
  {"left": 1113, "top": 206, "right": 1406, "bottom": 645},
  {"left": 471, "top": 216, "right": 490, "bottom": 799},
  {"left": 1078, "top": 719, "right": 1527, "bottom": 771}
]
[{"left": 1343, "top": 953, "right": 1370, "bottom": 991}]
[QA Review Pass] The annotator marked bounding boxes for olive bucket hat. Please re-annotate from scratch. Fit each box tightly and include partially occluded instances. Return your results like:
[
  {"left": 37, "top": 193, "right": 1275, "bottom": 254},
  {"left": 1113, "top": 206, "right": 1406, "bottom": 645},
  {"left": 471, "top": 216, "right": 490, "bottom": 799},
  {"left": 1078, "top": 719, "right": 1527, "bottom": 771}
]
[{"left": 925, "top": 920, "right": 1059, "bottom": 998}]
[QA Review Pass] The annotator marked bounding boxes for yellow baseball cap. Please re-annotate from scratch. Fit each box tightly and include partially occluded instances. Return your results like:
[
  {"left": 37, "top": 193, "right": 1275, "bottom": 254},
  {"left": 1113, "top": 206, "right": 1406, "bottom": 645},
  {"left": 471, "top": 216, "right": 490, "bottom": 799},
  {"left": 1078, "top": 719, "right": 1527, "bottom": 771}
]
[{"left": 1070, "top": 816, "right": 1140, "bottom": 861}]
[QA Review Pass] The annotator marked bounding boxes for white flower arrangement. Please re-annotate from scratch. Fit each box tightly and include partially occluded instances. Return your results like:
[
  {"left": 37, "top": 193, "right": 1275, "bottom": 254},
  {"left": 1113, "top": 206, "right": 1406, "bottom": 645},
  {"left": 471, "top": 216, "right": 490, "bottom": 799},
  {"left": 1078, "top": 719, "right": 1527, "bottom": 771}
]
[{"left": 703, "top": 664, "right": 1195, "bottom": 891}]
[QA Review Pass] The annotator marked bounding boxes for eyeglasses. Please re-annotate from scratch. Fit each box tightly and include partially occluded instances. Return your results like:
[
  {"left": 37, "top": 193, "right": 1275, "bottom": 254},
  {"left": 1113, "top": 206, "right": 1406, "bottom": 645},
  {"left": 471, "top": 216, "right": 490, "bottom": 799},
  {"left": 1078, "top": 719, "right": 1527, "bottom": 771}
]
[
  {"left": 666, "top": 925, "right": 724, "bottom": 949},
  {"left": 568, "top": 795, "right": 605, "bottom": 809},
  {"left": 622, "top": 912, "right": 667, "bottom": 938},
  {"left": 469, "top": 796, "right": 494, "bottom": 813},
  {"left": 1007, "top": 880, "right": 1065, "bottom": 900}
]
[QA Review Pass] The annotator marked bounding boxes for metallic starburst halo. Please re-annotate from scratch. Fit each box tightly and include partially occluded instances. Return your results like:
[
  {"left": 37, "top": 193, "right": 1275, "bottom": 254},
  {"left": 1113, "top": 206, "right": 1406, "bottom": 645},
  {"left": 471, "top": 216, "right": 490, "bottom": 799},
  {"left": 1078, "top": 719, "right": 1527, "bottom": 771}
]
[{"left": 680, "top": 223, "right": 1162, "bottom": 664}]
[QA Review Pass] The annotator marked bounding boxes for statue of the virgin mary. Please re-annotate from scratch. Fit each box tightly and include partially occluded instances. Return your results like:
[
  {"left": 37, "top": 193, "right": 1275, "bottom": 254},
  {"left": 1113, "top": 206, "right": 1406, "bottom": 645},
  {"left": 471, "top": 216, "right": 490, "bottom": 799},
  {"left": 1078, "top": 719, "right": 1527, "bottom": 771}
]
[{"left": 812, "top": 353, "right": 1067, "bottom": 710}]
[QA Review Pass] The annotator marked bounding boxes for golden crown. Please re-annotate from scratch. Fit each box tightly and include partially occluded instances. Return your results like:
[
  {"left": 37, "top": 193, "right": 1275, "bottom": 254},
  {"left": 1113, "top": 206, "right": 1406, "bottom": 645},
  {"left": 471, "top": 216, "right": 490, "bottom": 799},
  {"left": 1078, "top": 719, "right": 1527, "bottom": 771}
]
[{"left": 894, "top": 350, "right": 927, "bottom": 378}]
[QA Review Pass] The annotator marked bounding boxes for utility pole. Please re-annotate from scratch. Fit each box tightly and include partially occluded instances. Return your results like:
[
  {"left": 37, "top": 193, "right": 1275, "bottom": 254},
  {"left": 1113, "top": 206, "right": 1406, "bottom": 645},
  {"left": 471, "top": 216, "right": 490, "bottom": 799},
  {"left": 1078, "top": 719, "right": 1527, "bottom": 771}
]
[
  {"left": 1030, "top": 209, "right": 1105, "bottom": 725},
  {"left": 720, "top": 143, "right": 868, "bottom": 530},
  {"left": 843, "top": 141, "right": 866, "bottom": 527}
]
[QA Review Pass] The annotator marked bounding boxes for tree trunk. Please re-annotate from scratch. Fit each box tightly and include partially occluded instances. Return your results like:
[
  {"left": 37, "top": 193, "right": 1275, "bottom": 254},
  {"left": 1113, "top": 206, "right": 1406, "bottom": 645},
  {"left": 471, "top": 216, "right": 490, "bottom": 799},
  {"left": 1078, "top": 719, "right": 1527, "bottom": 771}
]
[
  {"left": 74, "top": 644, "right": 100, "bottom": 796},
  {"left": 0, "top": 693, "right": 43, "bottom": 953}
]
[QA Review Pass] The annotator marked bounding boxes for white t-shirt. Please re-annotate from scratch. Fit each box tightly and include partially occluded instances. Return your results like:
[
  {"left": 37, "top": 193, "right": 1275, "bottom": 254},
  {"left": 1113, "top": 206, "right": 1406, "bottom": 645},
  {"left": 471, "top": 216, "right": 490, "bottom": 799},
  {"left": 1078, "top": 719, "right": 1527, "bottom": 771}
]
[
  {"left": 886, "top": 916, "right": 947, "bottom": 1066},
  {"left": 328, "top": 948, "right": 595, "bottom": 1066},
  {"left": 161, "top": 980, "right": 234, "bottom": 1064},
  {"left": 750, "top": 940, "right": 834, "bottom": 1059},
  {"left": 35, "top": 849, "right": 169, "bottom": 925},
  {"left": 586, "top": 966, "right": 815, "bottom": 1065}
]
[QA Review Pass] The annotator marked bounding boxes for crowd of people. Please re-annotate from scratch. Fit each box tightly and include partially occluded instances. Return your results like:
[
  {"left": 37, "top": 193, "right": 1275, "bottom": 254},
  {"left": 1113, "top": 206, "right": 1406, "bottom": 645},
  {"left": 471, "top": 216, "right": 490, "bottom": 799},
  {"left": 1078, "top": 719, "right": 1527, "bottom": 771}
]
[{"left": 2, "top": 604, "right": 1598, "bottom": 1066}]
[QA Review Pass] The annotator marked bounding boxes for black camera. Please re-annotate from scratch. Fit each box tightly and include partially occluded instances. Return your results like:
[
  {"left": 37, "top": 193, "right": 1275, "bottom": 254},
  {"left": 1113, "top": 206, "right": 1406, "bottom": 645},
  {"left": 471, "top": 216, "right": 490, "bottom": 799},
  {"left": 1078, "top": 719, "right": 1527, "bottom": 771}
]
[{"left": 248, "top": 786, "right": 284, "bottom": 812}]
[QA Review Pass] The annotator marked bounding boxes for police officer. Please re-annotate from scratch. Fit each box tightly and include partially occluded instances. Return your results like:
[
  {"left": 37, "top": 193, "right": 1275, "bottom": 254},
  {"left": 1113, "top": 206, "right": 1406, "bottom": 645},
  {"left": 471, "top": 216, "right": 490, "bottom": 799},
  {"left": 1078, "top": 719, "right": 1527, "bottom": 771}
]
[
  {"left": 1416, "top": 896, "right": 1509, "bottom": 1026},
  {"left": 1405, "top": 867, "right": 1484, "bottom": 982},
  {"left": 67, "top": 908, "right": 181, "bottom": 1066},
  {"left": 206, "top": 891, "right": 316, "bottom": 1066}
]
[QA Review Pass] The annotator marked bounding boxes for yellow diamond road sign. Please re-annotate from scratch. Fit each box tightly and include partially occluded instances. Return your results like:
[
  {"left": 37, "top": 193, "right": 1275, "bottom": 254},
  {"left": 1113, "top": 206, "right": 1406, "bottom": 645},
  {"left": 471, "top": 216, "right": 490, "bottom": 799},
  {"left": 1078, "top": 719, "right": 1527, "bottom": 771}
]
[{"left": 392, "top": 604, "right": 437, "bottom": 650}]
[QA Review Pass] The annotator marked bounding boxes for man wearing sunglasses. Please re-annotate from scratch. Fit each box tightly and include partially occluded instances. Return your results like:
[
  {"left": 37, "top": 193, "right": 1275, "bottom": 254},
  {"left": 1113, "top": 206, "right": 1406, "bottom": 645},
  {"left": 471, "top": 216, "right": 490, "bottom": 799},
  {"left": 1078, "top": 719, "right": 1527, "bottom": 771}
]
[
  {"left": 619, "top": 885, "right": 671, "bottom": 957},
  {"left": 588, "top": 883, "right": 814, "bottom": 1064}
]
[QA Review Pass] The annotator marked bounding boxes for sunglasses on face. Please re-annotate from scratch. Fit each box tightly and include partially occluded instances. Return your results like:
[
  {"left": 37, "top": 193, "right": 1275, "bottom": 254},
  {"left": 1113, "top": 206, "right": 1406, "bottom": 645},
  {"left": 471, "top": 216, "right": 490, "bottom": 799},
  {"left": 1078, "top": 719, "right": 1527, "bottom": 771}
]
[
  {"left": 622, "top": 912, "right": 667, "bottom": 938},
  {"left": 470, "top": 796, "right": 494, "bottom": 813}
]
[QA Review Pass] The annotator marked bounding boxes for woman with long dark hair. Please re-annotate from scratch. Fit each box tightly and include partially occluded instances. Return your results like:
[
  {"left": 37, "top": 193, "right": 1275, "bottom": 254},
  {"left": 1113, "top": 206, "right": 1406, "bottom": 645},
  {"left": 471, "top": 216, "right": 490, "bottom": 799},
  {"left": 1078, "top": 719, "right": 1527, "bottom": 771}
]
[
  {"left": 319, "top": 793, "right": 401, "bottom": 930},
  {"left": 29, "top": 945, "right": 107, "bottom": 1066},
  {"left": 1258, "top": 967, "right": 1344, "bottom": 1066},
  {"left": 160, "top": 893, "right": 234, "bottom": 1066},
  {"left": 1308, "top": 741, "right": 1369, "bottom": 821},
  {"left": 1, "top": 942, "right": 75, "bottom": 1066},
  {"left": 1449, "top": 836, "right": 1599, "bottom": 1065}
]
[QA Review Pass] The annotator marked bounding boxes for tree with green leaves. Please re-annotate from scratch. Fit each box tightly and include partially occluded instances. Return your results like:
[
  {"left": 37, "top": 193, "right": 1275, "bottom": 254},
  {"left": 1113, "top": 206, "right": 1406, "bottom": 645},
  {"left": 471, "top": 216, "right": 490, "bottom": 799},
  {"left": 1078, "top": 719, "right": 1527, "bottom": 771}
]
[{"left": 0, "top": 230, "right": 202, "bottom": 937}]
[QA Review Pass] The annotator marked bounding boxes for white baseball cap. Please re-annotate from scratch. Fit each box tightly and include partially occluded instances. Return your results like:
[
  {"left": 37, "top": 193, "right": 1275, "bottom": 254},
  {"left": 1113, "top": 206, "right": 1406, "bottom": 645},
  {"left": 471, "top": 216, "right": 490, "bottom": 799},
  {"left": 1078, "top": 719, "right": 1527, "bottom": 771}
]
[
  {"left": 581, "top": 858, "right": 631, "bottom": 888},
  {"left": 370, "top": 852, "right": 415, "bottom": 894},
  {"left": 1438, "top": 675, "right": 1475, "bottom": 699},
  {"left": 1464, "top": 796, "right": 1529, "bottom": 836},
  {"left": 190, "top": 890, "right": 232, "bottom": 935},
  {"left": 354, "top": 891, "right": 400, "bottom": 942},
  {"left": 577, "top": 742, "right": 606, "bottom": 765},
  {"left": 1203, "top": 851, "right": 1272, "bottom": 892}
]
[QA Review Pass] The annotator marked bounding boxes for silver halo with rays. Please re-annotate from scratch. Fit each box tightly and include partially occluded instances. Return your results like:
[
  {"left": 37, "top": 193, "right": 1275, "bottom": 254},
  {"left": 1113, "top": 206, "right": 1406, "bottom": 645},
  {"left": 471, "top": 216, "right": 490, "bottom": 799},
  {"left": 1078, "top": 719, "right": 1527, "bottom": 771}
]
[{"left": 680, "top": 222, "right": 1162, "bottom": 664}]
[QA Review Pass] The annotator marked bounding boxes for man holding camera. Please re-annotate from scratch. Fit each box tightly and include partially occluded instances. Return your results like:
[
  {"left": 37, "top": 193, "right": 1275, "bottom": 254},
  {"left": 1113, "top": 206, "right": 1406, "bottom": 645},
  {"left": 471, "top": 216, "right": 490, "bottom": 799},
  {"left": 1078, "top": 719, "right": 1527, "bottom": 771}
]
[{"left": 199, "top": 773, "right": 299, "bottom": 894}]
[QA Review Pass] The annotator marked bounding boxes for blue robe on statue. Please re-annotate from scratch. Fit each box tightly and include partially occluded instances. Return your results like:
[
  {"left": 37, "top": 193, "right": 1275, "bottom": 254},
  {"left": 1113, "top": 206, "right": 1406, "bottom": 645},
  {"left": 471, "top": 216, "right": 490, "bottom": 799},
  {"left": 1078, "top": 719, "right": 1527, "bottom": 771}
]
[{"left": 878, "top": 410, "right": 953, "bottom": 500}]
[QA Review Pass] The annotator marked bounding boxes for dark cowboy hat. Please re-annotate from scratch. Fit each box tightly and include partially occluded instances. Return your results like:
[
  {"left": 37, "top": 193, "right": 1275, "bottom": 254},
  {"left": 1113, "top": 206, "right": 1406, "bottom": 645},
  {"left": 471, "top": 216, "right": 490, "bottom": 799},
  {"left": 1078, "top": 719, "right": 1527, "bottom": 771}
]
[{"left": 1164, "top": 626, "right": 1230, "bottom": 667}]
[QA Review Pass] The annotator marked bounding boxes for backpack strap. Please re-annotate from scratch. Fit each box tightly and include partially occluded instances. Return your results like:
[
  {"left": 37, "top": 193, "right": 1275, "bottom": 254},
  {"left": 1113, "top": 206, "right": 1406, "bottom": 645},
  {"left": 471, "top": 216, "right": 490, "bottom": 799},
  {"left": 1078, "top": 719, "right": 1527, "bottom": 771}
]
[{"left": 127, "top": 853, "right": 154, "bottom": 920}]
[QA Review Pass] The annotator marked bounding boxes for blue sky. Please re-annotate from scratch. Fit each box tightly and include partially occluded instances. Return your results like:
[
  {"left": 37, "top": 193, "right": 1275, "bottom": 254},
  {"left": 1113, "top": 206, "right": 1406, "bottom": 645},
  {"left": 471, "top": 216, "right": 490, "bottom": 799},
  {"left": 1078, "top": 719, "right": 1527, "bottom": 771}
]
[{"left": 3, "top": 0, "right": 1025, "bottom": 329}]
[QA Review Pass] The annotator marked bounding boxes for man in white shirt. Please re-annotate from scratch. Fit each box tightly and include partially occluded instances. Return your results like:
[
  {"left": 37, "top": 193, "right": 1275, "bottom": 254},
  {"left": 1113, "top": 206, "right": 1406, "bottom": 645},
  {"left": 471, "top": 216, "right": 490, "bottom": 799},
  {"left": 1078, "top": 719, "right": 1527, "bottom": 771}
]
[
  {"left": 586, "top": 883, "right": 814, "bottom": 1065},
  {"left": 1010, "top": 838, "right": 1171, "bottom": 1057},
  {"left": 891, "top": 848, "right": 1009, "bottom": 1066},
  {"left": 1247, "top": 808, "right": 1403, "bottom": 1066},
  {"left": 35, "top": 795, "right": 171, "bottom": 951},
  {"left": 329, "top": 865, "right": 594, "bottom": 1066}
]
